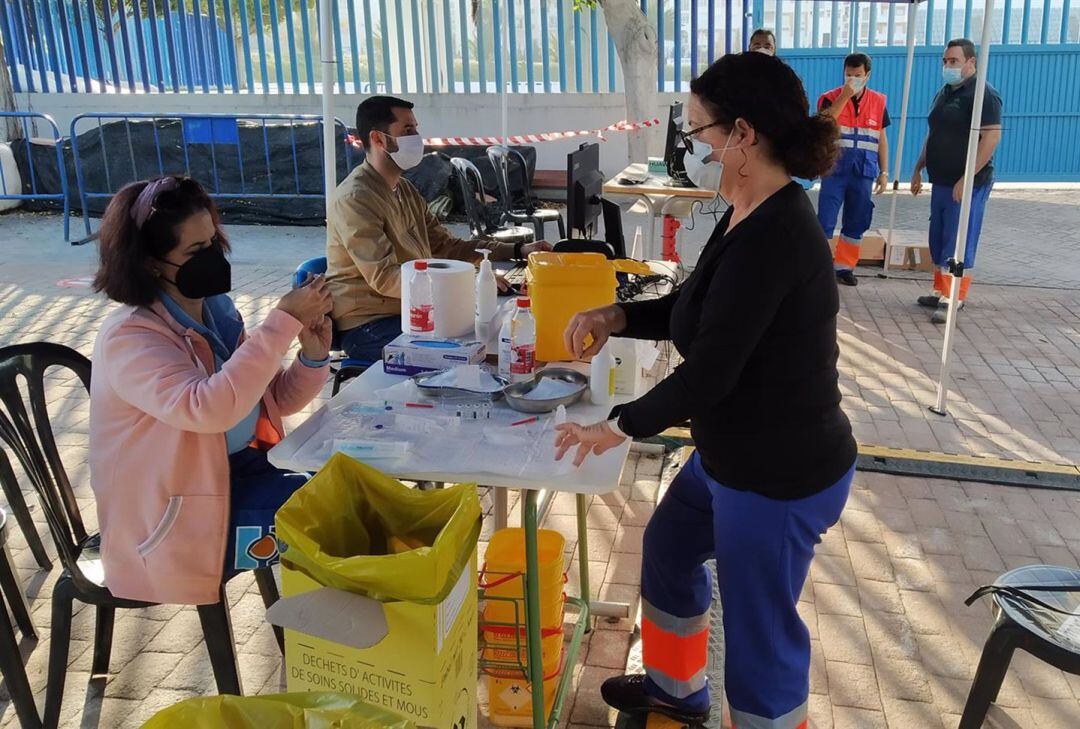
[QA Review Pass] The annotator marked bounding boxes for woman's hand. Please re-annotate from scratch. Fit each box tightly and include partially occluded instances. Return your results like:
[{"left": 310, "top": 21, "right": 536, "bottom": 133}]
[
  {"left": 555, "top": 421, "right": 627, "bottom": 467},
  {"left": 298, "top": 316, "right": 333, "bottom": 361},
  {"left": 278, "top": 274, "right": 333, "bottom": 328},
  {"left": 564, "top": 305, "right": 627, "bottom": 360}
]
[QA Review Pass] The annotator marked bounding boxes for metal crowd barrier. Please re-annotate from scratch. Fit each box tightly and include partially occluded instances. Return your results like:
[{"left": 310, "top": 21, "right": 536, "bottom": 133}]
[
  {"left": 0, "top": 111, "right": 71, "bottom": 241},
  {"left": 69, "top": 112, "right": 357, "bottom": 238}
]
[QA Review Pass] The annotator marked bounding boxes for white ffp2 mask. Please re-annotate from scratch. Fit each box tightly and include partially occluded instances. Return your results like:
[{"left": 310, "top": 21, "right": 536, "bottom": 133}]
[{"left": 388, "top": 134, "right": 424, "bottom": 170}]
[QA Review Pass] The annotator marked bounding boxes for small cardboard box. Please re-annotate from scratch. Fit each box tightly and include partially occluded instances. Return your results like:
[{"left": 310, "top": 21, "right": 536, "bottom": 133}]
[
  {"left": 269, "top": 555, "right": 478, "bottom": 729},
  {"left": 828, "top": 234, "right": 886, "bottom": 265},
  {"left": 887, "top": 244, "right": 936, "bottom": 272},
  {"left": 883, "top": 229, "right": 936, "bottom": 272},
  {"left": 383, "top": 334, "right": 486, "bottom": 376}
]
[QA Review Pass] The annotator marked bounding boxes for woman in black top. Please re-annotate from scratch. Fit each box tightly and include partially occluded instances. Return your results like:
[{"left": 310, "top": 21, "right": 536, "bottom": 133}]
[{"left": 556, "top": 53, "right": 857, "bottom": 727}]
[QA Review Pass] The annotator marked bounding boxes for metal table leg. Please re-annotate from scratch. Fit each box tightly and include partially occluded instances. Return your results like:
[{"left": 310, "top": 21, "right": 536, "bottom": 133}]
[
  {"left": 494, "top": 488, "right": 508, "bottom": 531},
  {"left": 575, "top": 495, "right": 632, "bottom": 621},
  {"left": 613, "top": 193, "right": 657, "bottom": 259},
  {"left": 576, "top": 494, "right": 592, "bottom": 632},
  {"left": 521, "top": 490, "right": 546, "bottom": 729}
]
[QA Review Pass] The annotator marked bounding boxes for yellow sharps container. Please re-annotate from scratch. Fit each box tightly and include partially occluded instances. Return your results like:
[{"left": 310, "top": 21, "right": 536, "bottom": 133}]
[{"left": 527, "top": 252, "right": 617, "bottom": 362}]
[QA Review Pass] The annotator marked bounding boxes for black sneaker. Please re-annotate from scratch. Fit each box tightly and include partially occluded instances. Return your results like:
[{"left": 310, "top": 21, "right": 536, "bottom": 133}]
[
  {"left": 917, "top": 294, "right": 941, "bottom": 308},
  {"left": 600, "top": 675, "right": 710, "bottom": 725},
  {"left": 836, "top": 270, "right": 858, "bottom": 287},
  {"left": 931, "top": 301, "right": 964, "bottom": 324}
]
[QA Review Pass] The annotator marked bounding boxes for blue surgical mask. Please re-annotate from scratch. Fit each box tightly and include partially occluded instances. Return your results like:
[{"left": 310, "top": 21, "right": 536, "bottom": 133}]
[
  {"left": 682, "top": 129, "right": 736, "bottom": 194},
  {"left": 942, "top": 67, "right": 964, "bottom": 86}
]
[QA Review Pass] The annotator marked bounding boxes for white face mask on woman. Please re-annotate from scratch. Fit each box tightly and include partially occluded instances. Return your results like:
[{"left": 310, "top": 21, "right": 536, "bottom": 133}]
[{"left": 682, "top": 128, "right": 737, "bottom": 193}]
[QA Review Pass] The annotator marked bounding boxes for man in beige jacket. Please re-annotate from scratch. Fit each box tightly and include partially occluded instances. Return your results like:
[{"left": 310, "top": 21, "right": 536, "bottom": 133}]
[{"left": 327, "top": 95, "right": 550, "bottom": 361}]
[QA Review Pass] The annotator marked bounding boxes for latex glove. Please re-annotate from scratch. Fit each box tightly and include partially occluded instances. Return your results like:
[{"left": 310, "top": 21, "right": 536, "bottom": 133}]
[{"left": 555, "top": 421, "right": 627, "bottom": 467}]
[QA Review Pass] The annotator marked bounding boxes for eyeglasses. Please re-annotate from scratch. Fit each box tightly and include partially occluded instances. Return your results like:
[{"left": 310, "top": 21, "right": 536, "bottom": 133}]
[{"left": 679, "top": 121, "right": 723, "bottom": 154}]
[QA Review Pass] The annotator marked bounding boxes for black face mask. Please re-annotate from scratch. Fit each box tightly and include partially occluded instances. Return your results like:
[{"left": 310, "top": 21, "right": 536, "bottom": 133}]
[{"left": 160, "top": 245, "right": 232, "bottom": 299}]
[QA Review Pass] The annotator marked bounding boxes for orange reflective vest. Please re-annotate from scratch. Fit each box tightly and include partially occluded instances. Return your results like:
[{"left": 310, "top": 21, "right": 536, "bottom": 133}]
[{"left": 819, "top": 86, "right": 887, "bottom": 179}]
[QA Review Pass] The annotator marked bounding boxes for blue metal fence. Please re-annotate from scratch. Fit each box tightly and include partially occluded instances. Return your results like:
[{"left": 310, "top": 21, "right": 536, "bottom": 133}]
[
  {"left": 0, "top": 111, "right": 71, "bottom": 240},
  {"left": 68, "top": 112, "right": 356, "bottom": 235},
  {"left": 5, "top": 0, "right": 1077, "bottom": 95}
]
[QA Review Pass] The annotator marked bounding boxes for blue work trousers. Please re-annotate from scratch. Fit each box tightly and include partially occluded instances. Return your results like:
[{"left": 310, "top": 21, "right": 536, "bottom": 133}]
[{"left": 641, "top": 453, "right": 854, "bottom": 727}]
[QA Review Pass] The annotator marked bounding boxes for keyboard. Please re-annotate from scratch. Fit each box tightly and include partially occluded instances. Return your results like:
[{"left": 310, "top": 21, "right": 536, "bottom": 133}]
[{"left": 504, "top": 264, "right": 528, "bottom": 286}]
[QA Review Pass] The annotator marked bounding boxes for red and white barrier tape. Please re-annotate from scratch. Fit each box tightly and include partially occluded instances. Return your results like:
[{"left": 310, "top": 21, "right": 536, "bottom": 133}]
[{"left": 345, "top": 117, "right": 661, "bottom": 149}]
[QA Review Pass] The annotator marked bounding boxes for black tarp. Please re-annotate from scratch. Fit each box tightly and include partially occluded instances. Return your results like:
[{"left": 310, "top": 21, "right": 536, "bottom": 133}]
[{"left": 9, "top": 118, "right": 537, "bottom": 226}]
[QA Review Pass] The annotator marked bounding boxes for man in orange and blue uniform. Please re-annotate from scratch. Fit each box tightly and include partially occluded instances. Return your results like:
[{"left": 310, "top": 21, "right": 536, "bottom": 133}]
[{"left": 816, "top": 53, "right": 890, "bottom": 287}]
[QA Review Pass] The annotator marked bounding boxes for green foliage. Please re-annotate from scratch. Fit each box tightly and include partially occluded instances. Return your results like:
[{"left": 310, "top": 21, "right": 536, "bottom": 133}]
[{"left": 573, "top": 0, "right": 599, "bottom": 10}]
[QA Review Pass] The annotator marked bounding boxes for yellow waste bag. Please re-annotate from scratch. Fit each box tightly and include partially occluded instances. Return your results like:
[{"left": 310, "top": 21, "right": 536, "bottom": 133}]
[
  {"left": 141, "top": 691, "right": 415, "bottom": 728},
  {"left": 275, "top": 452, "right": 482, "bottom": 604}
]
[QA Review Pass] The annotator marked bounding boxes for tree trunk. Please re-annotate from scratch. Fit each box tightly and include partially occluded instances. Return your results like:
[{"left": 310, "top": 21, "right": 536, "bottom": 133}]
[
  {"left": 0, "top": 38, "right": 20, "bottom": 141},
  {"left": 599, "top": 0, "right": 657, "bottom": 164}
]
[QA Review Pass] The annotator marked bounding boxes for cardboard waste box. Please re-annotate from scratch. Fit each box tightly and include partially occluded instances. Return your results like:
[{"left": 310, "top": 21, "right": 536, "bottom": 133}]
[
  {"left": 268, "top": 453, "right": 482, "bottom": 729},
  {"left": 883, "top": 229, "right": 936, "bottom": 272},
  {"left": 828, "top": 233, "right": 887, "bottom": 266},
  {"left": 141, "top": 691, "right": 415, "bottom": 728}
]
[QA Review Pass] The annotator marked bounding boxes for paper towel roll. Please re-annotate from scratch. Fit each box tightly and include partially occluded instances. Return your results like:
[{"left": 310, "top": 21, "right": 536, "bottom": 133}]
[{"left": 400, "top": 259, "right": 477, "bottom": 338}]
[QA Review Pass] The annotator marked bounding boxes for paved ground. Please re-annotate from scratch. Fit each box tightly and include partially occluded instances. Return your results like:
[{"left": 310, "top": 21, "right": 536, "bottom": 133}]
[{"left": 0, "top": 188, "right": 1078, "bottom": 728}]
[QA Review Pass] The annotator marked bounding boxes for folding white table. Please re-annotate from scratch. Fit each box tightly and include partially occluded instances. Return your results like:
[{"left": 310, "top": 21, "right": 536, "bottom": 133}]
[{"left": 269, "top": 362, "right": 636, "bottom": 729}]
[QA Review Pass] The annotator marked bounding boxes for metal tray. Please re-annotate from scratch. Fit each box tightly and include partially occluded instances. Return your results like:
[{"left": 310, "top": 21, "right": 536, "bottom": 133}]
[
  {"left": 411, "top": 368, "right": 509, "bottom": 400},
  {"left": 503, "top": 368, "right": 589, "bottom": 413}
]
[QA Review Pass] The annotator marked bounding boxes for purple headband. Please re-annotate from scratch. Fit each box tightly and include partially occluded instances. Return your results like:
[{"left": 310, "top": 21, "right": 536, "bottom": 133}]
[{"left": 130, "top": 176, "right": 180, "bottom": 229}]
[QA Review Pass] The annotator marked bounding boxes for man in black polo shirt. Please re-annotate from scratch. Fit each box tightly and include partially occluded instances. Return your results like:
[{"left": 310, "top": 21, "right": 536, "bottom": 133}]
[{"left": 910, "top": 38, "right": 1003, "bottom": 324}]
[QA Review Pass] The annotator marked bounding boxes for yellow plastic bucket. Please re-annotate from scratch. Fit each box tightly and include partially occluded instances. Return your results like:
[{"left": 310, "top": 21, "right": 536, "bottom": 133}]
[
  {"left": 527, "top": 252, "right": 617, "bottom": 362},
  {"left": 482, "top": 612, "right": 565, "bottom": 675},
  {"left": 486, "top": 656, "right": 564, "bottom": 727},
  {"left": 481, "top": 527, "right": 565, "bottom": 609}
]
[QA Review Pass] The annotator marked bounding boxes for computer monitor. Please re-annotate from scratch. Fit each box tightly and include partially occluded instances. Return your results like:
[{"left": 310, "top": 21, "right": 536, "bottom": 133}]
[
  {"left": 554, "top": 198, "right": 625, "bottom": 260},
  {"left": 664, "top": 102, "right": 692, "bottom": 187},
  {"left": 566, "top": 143, "right": 604, "bottom": 238},
  {"left": 602, "top": 198, "right": 626, "bottom": 259}
]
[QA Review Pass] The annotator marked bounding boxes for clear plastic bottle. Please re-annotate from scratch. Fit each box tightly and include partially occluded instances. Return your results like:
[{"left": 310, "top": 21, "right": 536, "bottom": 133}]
[
  {"left": 498, "top": 310, "right": 513, "bottom": 379},
  {"left": 408, "top": 260, "right": 434, "bottom": 336},
  {"left": 509, "top": 297, "right": 537, "bottom": 383},
  {"left": 589, "top": 341, "right": 615, "bottom": 405}
]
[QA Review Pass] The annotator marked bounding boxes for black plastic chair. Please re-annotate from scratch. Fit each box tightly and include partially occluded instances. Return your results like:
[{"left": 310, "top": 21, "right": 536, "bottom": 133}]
[
  {"left": 487, "top": 145, "right": 565, "bottom": 241},
  {"left": 450, "top": 157, "right": 535, "bottom": 246},
  {"left": 959, "top": 564, "right": 1080, "bottom": 728},
  {"left": 0, "top": 343, "right": 283, "bottom": 728},
  {"left": 0, "top": 506, "right": 40, "bottom": 728}
]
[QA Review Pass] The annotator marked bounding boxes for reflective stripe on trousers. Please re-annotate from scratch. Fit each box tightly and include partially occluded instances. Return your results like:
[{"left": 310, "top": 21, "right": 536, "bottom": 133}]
[
  {"left": 731, "top": 702, "right": 809, "bottom": 729},
  {"left": 641, "top": 598, "right": 710, "bottom": 699},
  {"left": 834, "top": 238, "right": 861, "bottom": 269}
]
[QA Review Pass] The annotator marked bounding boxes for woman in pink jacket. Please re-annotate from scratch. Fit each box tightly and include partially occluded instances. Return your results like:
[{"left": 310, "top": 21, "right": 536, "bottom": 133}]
[{"left": 89, "top": 176, "right": 332, "bottom": 605}]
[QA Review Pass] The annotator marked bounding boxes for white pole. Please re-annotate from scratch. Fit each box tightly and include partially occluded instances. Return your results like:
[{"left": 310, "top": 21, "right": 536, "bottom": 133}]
[
  {"left": 931, "top": 0, "right": 996, "bottom": 415},
  {"left": 882, "top": 1, "right": 918, "bottom": 273},
  {"left": 320, "top": 0, "right": 336, "bottom": 224},
  {"left": 500, "top": 0, "right": 509, "bottom": 141},
  {"left": 850, "top": 2, "right": 858, "bottom": 52}
]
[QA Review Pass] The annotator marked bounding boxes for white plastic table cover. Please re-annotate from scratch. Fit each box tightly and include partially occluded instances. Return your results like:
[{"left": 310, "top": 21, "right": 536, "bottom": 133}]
[{"left": 268, "top": 362, "right": 635, "bottom": 494}]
